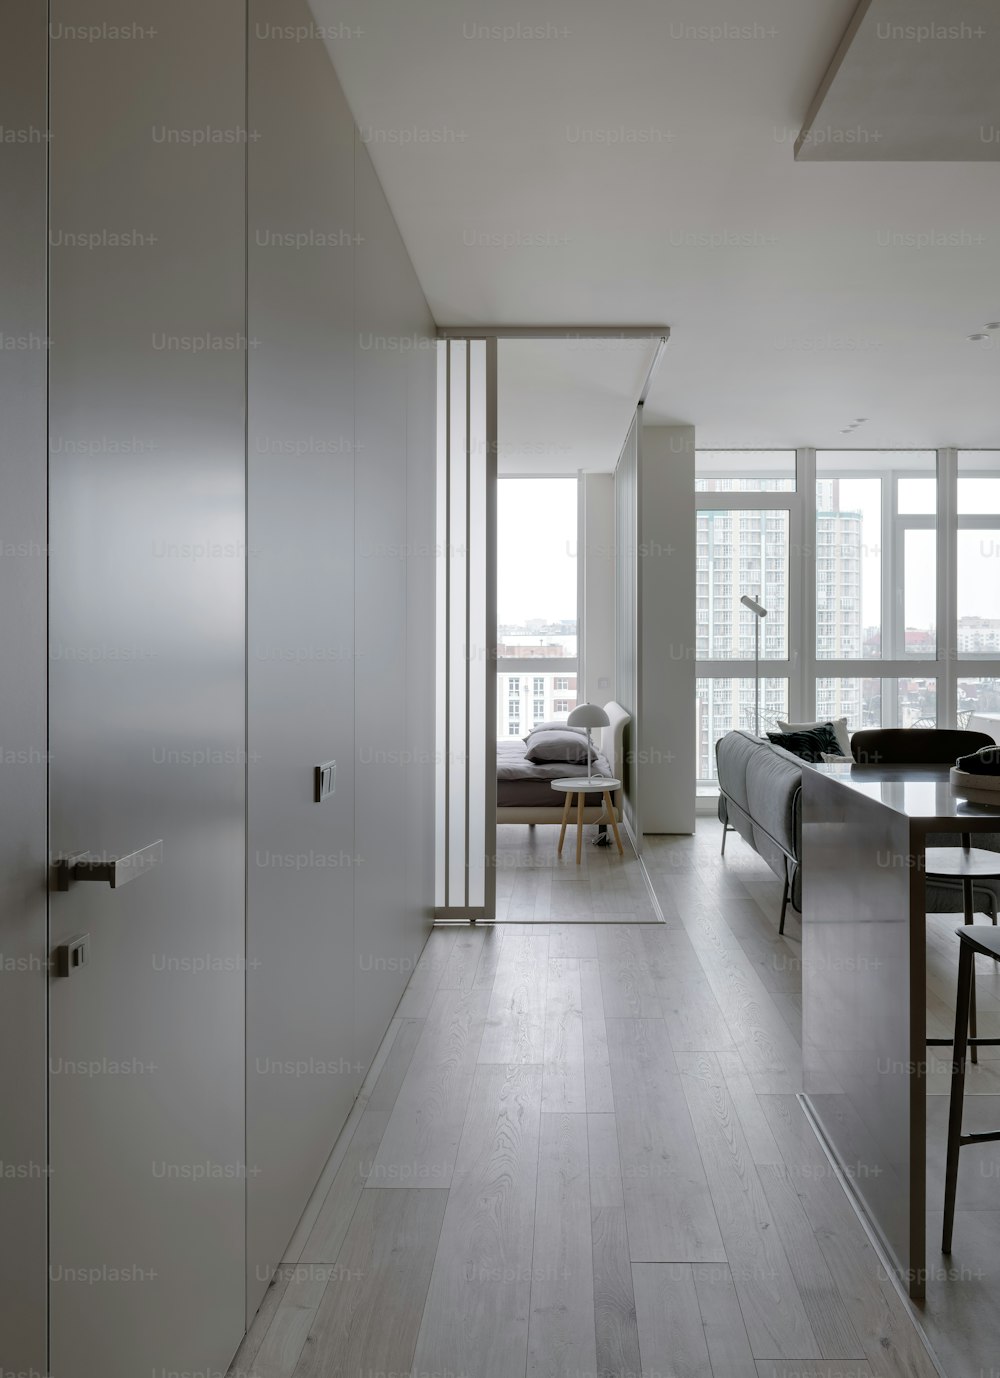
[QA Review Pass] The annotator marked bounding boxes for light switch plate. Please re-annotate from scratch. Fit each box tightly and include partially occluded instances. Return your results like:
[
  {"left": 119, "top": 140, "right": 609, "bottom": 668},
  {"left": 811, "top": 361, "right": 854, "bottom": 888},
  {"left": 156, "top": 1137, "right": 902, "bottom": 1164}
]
[{"left": 314, "top": 760, "right": 336, "bottom": 802}]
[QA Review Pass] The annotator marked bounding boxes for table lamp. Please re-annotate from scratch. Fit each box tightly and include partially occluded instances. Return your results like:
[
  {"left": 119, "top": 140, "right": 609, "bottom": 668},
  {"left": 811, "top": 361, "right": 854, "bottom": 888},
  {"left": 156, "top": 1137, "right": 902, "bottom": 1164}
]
[{"left": 567, "top": 703, "right": 610, "bottom": 785}]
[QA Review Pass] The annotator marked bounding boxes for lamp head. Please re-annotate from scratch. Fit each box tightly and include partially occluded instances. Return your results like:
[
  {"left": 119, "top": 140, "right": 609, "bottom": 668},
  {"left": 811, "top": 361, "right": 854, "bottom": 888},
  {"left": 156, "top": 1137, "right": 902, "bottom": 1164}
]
[
  {"left": 567, "top": 703, "right": 611, "bottom": 730},
  {"left": 740, "top": 594, "right": 767, "bottom": 618}
]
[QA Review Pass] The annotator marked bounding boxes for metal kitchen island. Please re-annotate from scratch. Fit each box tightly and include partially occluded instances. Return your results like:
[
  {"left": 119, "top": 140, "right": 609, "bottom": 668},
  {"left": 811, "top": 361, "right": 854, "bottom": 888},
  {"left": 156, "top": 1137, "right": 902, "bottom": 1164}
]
[{"left": 801, "top": 761, "right": 1000, "bottom": 1300}]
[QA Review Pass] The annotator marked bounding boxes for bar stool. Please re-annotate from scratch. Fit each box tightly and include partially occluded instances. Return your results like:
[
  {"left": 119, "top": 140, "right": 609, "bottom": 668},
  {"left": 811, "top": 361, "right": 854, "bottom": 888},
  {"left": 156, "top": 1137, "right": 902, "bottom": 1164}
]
[
  {"left": 925, "top": 837, "right": 999, "bottom": 1066},
  {"left": 942, "top": 925, "right": 1000, "bottom": 1253}
]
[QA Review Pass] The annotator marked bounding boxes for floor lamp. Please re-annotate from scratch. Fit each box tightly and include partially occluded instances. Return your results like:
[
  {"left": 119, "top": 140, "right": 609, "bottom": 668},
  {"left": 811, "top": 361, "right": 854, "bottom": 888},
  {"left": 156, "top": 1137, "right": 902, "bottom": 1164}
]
[{"left": 740, "top": 594, "right": 768, "bottom": 735}]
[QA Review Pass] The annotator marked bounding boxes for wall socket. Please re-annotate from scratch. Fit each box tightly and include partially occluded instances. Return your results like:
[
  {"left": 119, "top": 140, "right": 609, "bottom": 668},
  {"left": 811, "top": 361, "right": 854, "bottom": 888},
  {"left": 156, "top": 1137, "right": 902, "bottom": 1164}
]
[{"left": 314, "top": 760, "right": 336, "bottom": 802}]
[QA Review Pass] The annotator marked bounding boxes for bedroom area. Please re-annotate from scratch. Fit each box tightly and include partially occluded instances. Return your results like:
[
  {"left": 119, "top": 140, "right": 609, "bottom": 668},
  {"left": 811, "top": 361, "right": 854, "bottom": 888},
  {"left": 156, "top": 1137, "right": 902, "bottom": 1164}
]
[{"left": 495, "top": 470, "right": 654, "bottom": 921}]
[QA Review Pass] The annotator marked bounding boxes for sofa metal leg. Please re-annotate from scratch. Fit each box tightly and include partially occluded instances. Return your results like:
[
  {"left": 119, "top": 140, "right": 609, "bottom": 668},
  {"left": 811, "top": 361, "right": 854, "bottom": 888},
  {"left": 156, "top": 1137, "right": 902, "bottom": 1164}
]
[
  {"left": 779, "top": 874, "right": 789, "bottom": 936},
  {"left": 721, "top": 823, "right": 730, "bottom": 856}
]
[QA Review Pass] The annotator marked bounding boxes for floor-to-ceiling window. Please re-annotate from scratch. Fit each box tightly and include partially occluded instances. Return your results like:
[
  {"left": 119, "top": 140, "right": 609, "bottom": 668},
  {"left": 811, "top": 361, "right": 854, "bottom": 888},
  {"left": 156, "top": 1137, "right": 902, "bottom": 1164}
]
[
  {"left": 814, "top": 450, "right": 937, "bottom": 734},
  {"left": 956, "top": 450, "right": 1000, "bottom": 730},
  {"left": 695, "top": 451, "right": 797, "bottom": 789},
  {"left": 496, "top": 476, "right": 579, "bottom": 739},
  {"left": 695, "top": 448, "right": 1000, "bottom": 799}
]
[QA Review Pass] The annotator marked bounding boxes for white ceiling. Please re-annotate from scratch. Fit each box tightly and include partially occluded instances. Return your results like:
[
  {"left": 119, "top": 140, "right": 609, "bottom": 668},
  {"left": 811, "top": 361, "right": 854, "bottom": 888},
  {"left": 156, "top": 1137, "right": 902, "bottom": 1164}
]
[
  {"left": 798, "top": 0, "right": 1000, "bottom": 162},
  {"left": 311, "top": 0, "right": 1000, "bottom": 465}
]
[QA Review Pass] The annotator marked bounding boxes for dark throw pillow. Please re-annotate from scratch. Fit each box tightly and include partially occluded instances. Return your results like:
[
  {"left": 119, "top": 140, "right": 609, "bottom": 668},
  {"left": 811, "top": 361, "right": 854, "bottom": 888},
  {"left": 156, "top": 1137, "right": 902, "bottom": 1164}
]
[
  {"left": 956, "top": 745, "right": 1000, "bottom": 776},
  {"left": 524, "top": 729, "right": 596, "bottom": 765},
  {"left": 766, "top": 723, "right": 843, "bottom": 764}
]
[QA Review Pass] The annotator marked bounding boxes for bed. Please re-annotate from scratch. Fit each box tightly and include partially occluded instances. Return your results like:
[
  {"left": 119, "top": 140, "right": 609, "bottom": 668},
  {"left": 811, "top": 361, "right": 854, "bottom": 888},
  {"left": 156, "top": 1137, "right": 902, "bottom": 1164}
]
[{"left": 496, "top": 700, "right": 630, "bottom": 825}]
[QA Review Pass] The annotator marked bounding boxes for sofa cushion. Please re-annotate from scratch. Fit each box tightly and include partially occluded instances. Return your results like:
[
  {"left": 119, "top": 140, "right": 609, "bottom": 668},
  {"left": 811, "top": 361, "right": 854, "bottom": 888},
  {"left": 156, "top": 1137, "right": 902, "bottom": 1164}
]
[{"left": 746, "top": 746, "right": 801, "bottom": 862}]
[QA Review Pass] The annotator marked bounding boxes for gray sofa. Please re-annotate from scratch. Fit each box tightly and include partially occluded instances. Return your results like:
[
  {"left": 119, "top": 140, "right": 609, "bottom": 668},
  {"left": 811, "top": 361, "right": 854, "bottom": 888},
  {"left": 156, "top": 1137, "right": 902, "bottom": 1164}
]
[{"left": 715, "top": 729, "right": 1000, "bottom": 935}]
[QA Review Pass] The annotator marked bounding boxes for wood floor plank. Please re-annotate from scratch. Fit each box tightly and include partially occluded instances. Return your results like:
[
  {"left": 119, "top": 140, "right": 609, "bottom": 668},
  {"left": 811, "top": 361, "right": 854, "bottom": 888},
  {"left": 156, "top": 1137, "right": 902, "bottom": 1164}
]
[
  {"left": 690, "top": 935, "right": 804, "bottom": 1093},
  {"left": 438, "top": 925, "right": 487, "bottom": 992},
  {"left": 596, "top": 926, "right": 664, "bottom": 1018},
  {"left": 691, "top": 1262, "right": 758, "bottom": 1378},
  {"left": 549, "top": 923, "right": 599, "bottom": 958},
  {"left": 592, "top": 1207, "right": 642, "bottom": 1378},
  {"left": 716, "top": 1049, "right": 785, "bottom": 1167},
  {"left": 754, "top": 1364, "right": 873, "bottom": 1378},
  {"left": 632, "top": 1262, "right": 713, "bottom": 1378},
  {"left": 299, "top": 1110, "right": 391, "bottom": 1264},
  {"left": 473, "top": 924, "right": 506, "bottom": 991},
  {"left": 583, "top": 1015, "right": 616, "bottom": 1114},
  {"left": 411, "top": 1063, "right": 543, "bottom": 1378},
  {"left": 479, "top": 934, "right": 549, "bottom": 1063},
  {"left": 757, "top": 1163, "right": 866, "bottom": 1359},
  {"left": 605, "top": 1018, "right": 726, "bottom": 1263},
  {"left": 542, "top": 957, "right": 586, "bottom": 1112},
  {"left": 394, "top": 928, "right": 458, "bottom": 1018},
  {"left": 580, "top": 955, "right": 606, "bottom": 1016},
  {"left": 291, "top": 1189, "right": 447, "bottom": 1378},
  {"left": 248, "top": 1265, "right": 331, "bottom": 1378},
  {"left": 527, "top": 1112, "right": 598, "bottom": 1378},
  {"left": 227, "top": 1263, "right": 294, "bottom": 1377},
  {"left": 364, "top": 1017, "right": 424, "bottom": 1112},
  {"left": 367, "top": 986, "right": 488, "bottom": 1188},
  {"left": 656, "top": 958, "right": 736, "bottom": 1054},
  {"left": 676, "top": 1051, "right": 820, "bottom": 1361},
  {"left": 588, "top": 1112, "right": 624, "bottom": 1209}
]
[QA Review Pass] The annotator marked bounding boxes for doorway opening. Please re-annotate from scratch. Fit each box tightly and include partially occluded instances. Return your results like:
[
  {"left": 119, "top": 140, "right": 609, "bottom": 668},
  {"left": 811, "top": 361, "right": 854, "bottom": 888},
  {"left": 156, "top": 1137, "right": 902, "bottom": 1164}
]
[{"left": 433, "top": 329, "right": 668, "bottom": 923}]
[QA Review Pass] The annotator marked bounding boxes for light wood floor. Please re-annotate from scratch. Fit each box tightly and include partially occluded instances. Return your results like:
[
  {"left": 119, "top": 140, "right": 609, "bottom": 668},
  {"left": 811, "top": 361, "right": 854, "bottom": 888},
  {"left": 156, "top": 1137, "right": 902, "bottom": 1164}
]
[
  {"left": 494, "top": 821, "right": 660, "bottom": 922},
  {"left": 229, "top": 820, "right": 989, "bottom": 1378}
]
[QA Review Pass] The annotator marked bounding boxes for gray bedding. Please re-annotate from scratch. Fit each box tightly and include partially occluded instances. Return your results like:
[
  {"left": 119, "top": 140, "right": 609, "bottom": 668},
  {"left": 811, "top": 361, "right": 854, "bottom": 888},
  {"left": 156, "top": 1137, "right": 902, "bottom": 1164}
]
[{"left": 497, "top": 737, "right": 614, "bottom": 808}]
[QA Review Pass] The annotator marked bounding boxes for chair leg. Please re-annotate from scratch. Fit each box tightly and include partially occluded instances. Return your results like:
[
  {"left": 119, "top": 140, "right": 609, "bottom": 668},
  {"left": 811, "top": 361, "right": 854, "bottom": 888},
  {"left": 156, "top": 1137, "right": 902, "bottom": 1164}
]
[
  {"left": 721, "top": 823, "right": 729, "bottom": 856},
  {"left": 943, "top": 941, "right": 974, "bottom": 1254},
  {"left": 779, "top": 874, "right": 789, "bottom": 936}
]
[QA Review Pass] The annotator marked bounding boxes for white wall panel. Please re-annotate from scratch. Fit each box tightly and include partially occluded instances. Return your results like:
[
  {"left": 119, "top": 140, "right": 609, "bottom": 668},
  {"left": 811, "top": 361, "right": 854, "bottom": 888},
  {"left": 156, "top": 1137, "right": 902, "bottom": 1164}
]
[{"left": 0, "top": 3, "right": 48, "bottom": 1369}]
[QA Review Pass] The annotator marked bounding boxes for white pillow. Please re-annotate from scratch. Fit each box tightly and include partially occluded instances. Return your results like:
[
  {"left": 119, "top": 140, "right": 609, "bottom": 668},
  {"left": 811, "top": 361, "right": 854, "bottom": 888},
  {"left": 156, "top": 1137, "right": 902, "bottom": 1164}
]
[{"left": 778, "top": 716, "right": 852, "bottom": 760}]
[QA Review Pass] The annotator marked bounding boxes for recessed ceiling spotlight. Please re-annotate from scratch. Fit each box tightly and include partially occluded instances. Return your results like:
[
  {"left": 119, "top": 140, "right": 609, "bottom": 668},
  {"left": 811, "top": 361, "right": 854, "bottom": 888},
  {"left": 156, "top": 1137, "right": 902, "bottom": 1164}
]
[
  {"left": 855, "top": 417, "right": 868, "bottom": 422},
  {"left": 969, "top": 333, "right": 989, "bottom": 341},
  {"left": 984, "top": 322, "right": 1000, "bottom": 330}
]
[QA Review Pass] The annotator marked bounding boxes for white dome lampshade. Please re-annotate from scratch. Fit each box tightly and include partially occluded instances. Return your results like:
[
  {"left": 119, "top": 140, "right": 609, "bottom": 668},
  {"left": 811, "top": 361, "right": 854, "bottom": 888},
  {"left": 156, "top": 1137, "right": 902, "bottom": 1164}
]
[{"left": 567, "top": 703, "right": 610, "bottom": 785}]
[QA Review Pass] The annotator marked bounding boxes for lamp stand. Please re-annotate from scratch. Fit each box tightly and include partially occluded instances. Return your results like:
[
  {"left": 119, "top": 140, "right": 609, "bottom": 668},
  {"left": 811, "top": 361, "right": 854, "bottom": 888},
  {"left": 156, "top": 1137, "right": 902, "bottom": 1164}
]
[
  {"left": 754, "top": 616, "right": 760, "bottom": 737},
  {"left": 586, "top": 727, "right": 593, "bottom": 785}
]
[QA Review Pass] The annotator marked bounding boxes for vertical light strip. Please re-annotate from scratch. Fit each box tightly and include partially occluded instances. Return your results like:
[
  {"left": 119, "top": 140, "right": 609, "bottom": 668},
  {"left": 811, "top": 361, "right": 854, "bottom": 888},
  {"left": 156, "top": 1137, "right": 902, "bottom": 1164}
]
[
  {"left": 484, "top": 337, "right": 497, "bottom": 919},
  {"left": 464, "top": 340, "right": 471, "bottom": 908},
  {"left": 798, "top": 447, "right": 817, "bottom": 720},
  {"left": 938, "top": 447, "right": 958, "bottom": 727},
  {"left": 434, "top": 336, "right": 495, "bottom": 919},
  {"left": 614, "top": 412, "right": 639, "bottom": 839},
  {"left": 434, "top": 342, "right": 448, "bottom": 907},
  {"left": 447, "top": 342, "right": 467, "bottom": 904}
]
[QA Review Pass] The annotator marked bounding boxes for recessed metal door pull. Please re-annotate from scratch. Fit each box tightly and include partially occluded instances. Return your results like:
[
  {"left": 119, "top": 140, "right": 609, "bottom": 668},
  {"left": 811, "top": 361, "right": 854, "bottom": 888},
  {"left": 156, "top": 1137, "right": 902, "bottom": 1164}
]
[{"left": 55, "top": 839, "right": 163, "bottom": 891}]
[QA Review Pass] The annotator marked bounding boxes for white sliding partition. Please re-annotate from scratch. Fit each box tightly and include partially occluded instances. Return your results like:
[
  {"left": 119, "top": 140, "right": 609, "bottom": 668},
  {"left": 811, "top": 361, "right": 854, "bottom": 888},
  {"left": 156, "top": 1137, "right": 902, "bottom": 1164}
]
[
  {"left": 435, "top": 337, "right": 497, "bottom": 919},
  {"left": 614, "top": 413, "right": 640, "bottom": 842}
]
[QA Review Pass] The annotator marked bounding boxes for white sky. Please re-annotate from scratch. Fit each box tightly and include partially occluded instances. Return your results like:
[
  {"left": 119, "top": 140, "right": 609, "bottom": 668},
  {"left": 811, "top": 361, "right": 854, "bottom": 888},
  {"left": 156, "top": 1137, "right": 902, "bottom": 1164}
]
[{"left": 497, "top": 477, "right": 577, "bottom": 625}]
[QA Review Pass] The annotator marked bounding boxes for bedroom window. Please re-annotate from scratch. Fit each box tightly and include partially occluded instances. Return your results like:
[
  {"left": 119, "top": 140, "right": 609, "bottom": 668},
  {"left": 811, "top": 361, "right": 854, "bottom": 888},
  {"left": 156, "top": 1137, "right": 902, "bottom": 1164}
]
[{"left": 497, "top": 474, "right": 578, "bottom": 739}]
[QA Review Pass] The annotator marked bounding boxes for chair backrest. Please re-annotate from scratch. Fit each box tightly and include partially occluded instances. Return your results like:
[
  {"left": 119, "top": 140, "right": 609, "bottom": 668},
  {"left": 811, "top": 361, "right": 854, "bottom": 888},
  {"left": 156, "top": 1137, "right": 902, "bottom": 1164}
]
[{"left": 851, "top": 728, "right": 994, "bottom": 766}]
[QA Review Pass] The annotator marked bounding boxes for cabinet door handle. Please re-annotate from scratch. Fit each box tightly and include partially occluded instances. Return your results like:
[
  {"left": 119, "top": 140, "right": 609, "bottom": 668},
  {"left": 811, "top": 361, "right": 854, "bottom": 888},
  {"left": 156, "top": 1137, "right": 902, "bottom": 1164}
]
[{"left": 56, "top": 840, "right": 163, "bottom": 891}]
